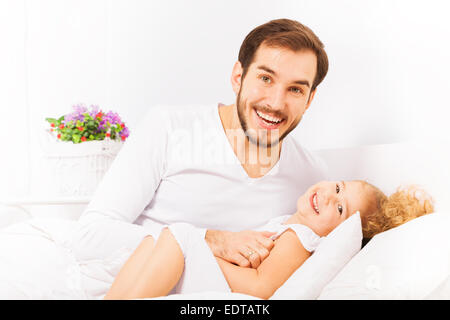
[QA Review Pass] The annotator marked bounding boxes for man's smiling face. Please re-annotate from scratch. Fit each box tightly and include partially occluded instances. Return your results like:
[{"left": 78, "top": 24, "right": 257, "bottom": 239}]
[{"left": 233, "top": 44, "right": 318, "bottom": 148}]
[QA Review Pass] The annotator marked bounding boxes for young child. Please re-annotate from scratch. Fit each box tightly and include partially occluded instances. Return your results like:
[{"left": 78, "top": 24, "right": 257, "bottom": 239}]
[{"left": 104, "top": 180, "right": 433, "bottom": 300}]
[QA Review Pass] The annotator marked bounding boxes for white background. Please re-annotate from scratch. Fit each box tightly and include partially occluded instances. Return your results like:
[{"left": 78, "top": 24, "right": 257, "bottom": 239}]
[{"left": 1, "top": 0, "right": 450, "bottom": 198}]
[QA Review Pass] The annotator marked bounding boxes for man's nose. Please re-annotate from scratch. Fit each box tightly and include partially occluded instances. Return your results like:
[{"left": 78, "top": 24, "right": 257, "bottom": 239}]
[{"left": 267, "top": 85, "right": 287, "bottom": 111}]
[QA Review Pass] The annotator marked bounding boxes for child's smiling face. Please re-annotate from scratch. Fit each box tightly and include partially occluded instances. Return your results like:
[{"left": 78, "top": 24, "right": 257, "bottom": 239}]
[{"left": 295, "top": 180, "right": 375, "bottom": 236}]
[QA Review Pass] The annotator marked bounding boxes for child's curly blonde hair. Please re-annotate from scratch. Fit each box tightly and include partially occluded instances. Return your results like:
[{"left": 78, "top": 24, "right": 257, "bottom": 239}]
[{"left": 359, "top": 181, "right": 434, "bottom": 239}]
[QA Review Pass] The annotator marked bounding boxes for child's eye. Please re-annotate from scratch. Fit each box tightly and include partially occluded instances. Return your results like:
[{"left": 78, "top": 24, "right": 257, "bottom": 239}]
[
  {"left": 338, "top": 205, "right": 343, "bottom": 215},
  {"left": 336, "top": 183, "right": 340, "bottom": 194}
]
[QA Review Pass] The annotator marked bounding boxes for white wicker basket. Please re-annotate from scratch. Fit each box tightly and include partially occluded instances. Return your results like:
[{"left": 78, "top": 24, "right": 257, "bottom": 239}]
[{"left": 37, "top": 127, "right": 123, "bottom": 198}]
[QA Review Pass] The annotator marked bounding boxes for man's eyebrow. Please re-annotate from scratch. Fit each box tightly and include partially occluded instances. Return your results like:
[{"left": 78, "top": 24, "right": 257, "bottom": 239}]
[
  {"left": 257, "top": 65, "right": 277, "bottom": 75},
  {"left": 256, "top": 65, "right": 311, "bottom": 88}
]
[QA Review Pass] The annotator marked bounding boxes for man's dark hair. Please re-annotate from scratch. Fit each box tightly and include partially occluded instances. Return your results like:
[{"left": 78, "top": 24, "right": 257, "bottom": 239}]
[{"left": 238, "top": 19, "right": 329, "bottom": 91}]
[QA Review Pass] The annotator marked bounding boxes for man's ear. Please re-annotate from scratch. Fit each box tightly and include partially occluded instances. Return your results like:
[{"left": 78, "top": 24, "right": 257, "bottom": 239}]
[
  {"left": 231, "top": 61, "right": 243, "bottom": 95},
  {"left": 305, "top": 89, "right": 316, "bottom": 111}
]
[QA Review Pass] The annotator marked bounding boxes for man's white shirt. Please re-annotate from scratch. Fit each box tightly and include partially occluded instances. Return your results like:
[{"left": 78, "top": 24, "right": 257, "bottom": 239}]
[{"left": 70, "top": 103, "right": 328, "bottom": 260}]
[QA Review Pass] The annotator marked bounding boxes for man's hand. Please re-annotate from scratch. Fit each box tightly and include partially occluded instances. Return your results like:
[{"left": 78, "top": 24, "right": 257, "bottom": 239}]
[{"left": 205, "top": 229, "right": 276, "bottom": 268}]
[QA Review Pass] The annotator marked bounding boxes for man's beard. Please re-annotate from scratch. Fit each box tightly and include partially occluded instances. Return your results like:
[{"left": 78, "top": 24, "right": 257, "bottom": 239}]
[{"left": 236, "top": 89, "right": 301, "bottom": 148}]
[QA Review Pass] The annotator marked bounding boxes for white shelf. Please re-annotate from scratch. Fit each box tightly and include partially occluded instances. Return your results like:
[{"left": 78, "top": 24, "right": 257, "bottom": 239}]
[
  {"left": 0, "top": 197, "right": 91, "bottom": 221},
  {"left": 0, "top": 197, "right": 91, "bottom": 206}
]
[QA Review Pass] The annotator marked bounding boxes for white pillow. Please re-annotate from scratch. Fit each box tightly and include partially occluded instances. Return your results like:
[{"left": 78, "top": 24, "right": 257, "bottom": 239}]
[
  {"left": 270, "top": 212, "right": 362, "bottom": 299},
  {"left": 318, "top": 212, "right": 450, "bottom": 299},
  {"left": 424, "top": 273, "right": 450, "bottom": 299}
]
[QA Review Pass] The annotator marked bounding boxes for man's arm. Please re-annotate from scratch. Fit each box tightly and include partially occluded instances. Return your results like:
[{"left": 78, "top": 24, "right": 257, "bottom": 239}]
[
  {"left": 205, "top": 229, "right": 276, "bottom": 268},
  {"left": 69, "top": 107, "right": 169, "bottom": 260},
  {"left": 215, "top": 229, "right": 311, "bottom": 299}
]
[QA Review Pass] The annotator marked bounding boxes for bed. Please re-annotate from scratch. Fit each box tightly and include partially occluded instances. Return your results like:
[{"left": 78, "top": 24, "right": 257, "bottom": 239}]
[{"left": 1, "top": 140, "right": 450, "bottom": 299}]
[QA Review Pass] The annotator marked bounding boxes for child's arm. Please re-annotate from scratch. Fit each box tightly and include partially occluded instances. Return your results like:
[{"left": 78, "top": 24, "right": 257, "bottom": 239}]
[
  {"left": 216, "top": 228, "right": 311, "bottom": 299},
  {"left": 104, "top": 235, "right": 156, "bottom": 299}
]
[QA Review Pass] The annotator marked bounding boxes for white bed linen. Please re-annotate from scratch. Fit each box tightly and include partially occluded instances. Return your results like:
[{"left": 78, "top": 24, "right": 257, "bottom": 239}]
[
  {"left": 148, "top": 291, "right": 259, "bottom": 300},
  {"left": 0, "top": 218, "right": 138, "bottom": 299},
  {"left": 1, "top": 140, "right": 449, "bottom": 300},
  {"left": 0, "top": 218, "right": 86, "bottom": 299},
  {"left": 0, "top": 218, "right": 255, "bottom": 300}
]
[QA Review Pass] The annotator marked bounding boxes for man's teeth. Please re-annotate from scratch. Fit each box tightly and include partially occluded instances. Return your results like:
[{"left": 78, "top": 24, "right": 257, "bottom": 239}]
[
  {"left": 313, "top": 194, "right": 319, "bottom": 213},
  {"left": 256, "top": 110, "right": 282, "bottom": 124}
]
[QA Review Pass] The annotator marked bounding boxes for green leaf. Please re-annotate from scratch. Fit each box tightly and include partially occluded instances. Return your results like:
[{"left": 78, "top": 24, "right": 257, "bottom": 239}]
[{"left": 73, "top": 134, "right": 80, "bottom": 144}]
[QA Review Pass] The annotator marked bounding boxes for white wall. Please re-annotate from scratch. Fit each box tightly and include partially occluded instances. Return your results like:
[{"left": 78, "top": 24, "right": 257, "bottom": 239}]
[
  {"left": 1, "top": 0, "right": 450, "bottom": 199},
  {"left": 0, "top": 0, "right": 28, "bottom": 197}
]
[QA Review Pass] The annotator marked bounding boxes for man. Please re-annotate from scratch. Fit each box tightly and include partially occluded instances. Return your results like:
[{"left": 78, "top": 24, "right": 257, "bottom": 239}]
[{"left": 70, "top": 18, "right": 329, "bottom": 290}]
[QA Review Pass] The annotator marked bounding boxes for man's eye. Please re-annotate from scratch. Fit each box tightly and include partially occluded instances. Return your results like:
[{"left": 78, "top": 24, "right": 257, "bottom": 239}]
[
  {"left": 290, "top": 87, "right": 303, "bottom": 94},
  {"left": 261, "top": 75, "right": 271, "bottom": 83},
  {"left": 336, "top": 183, "right": 340, "bottom": 194},
  {"left": 338, "top": 205, "right": 343, "bottom": 215}
]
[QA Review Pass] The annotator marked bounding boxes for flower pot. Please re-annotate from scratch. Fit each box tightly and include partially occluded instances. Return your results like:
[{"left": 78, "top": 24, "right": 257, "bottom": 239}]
[{"left": 36, "top": 127, "right": 123, "bottom": 198}]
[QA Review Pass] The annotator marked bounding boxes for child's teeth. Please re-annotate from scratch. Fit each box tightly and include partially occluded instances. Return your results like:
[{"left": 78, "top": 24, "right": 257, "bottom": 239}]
[{"left": 313, "top": 194, "right": 319, "bottom": 213}]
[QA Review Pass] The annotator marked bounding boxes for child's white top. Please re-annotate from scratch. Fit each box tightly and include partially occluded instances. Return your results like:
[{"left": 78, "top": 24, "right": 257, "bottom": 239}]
[
  {"left": 170, "top": 215, "right": 323, "bottom": 295},
  {"left": 257, "top": 214, "right": 322, "bottom": 252}
]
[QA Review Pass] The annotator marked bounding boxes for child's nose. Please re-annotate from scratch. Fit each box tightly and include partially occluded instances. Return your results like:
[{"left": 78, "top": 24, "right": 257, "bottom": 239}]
[{"left": 324, "top": 192, "right": 337, "bottom": 206}]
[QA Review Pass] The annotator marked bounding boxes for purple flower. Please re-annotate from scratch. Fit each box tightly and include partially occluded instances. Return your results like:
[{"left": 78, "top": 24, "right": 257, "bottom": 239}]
[
  {"left": 88, "top": 104, "right": 100, "bottom": 118},
  {"left": 64, "top": 104, "right": 88, "bottom": 123},
  {"left": 104, "top": 111, "right": 121, "bottom": 125},
  {"left": 73, "top": 104, "right": 87, "bottom": 115},
  {"left": 56, "top": 103, "right": 129, "bottom": 142},
  {"left": 120, "top": 127, "right": 130, "bottom": 138}
]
